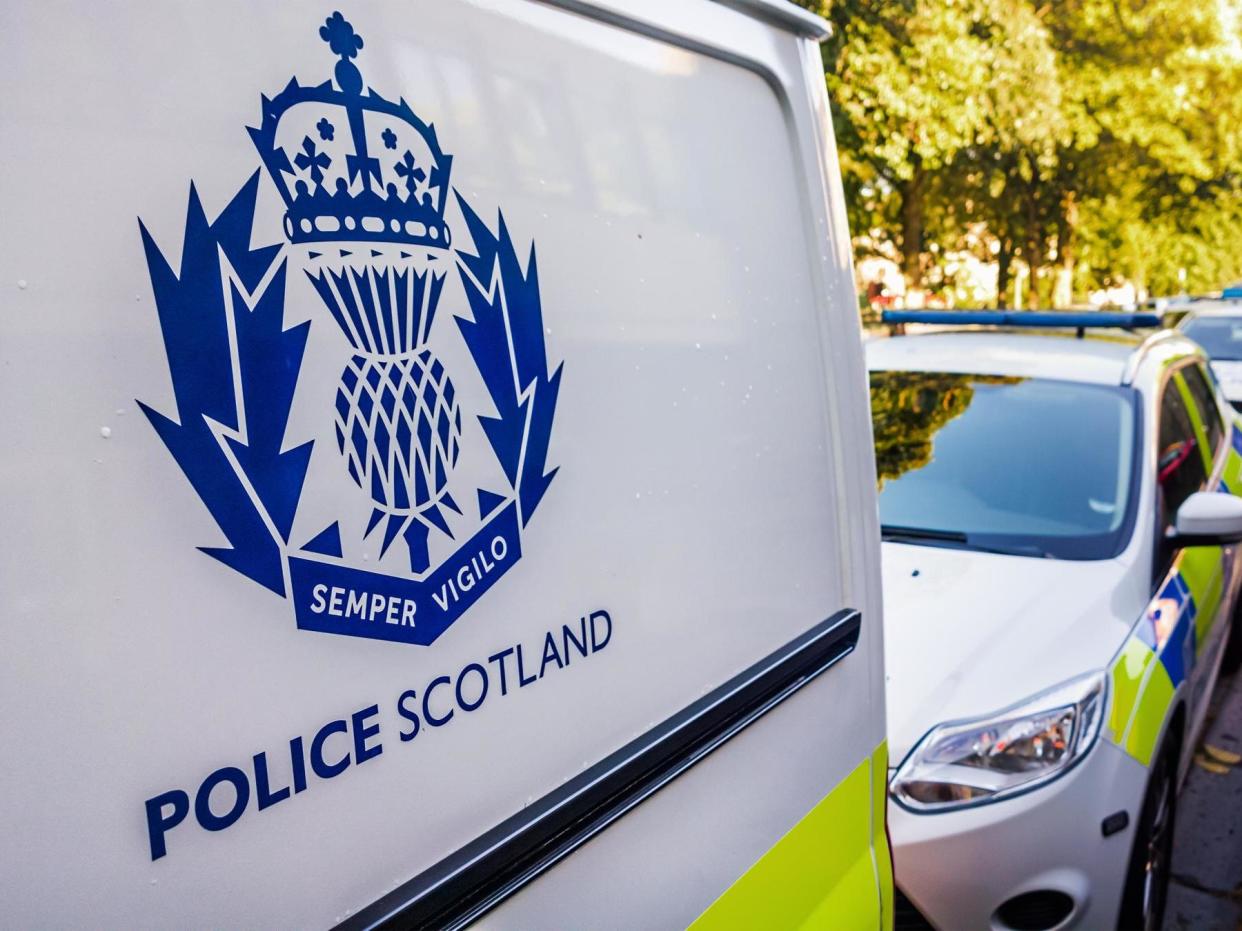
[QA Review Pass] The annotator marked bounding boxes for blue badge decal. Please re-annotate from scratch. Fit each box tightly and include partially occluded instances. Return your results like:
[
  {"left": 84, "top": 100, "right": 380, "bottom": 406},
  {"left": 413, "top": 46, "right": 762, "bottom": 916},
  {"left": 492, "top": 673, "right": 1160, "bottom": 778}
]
[{"left": 139, "top": 12, "right": 562, "bottom": 646}]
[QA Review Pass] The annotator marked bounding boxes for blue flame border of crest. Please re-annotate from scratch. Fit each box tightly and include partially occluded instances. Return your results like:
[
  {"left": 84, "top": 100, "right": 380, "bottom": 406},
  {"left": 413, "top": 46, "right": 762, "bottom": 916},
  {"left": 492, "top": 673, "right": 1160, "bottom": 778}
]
[{"left": 137, "top": 175, "right": 562, "bottom": 647}]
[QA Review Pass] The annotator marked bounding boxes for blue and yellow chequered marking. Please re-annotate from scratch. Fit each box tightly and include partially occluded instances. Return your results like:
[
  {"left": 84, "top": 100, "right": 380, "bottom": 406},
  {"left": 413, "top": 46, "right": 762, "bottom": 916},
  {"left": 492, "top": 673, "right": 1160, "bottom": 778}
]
[
  {"left": 1109, "top": 569, "right": 1196, "bottom": 766},
  {"left": 1226, "top": 416, "right": 1242, "bottom": 491},
  {"left": 1108, "top": 408, "right": 1242, "bottom": 766}
]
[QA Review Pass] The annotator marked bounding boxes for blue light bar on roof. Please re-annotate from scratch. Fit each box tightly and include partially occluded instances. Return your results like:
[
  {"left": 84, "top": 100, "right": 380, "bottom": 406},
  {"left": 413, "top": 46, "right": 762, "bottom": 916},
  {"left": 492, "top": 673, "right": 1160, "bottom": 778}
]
[
  {"left": 1221, "top": 285, "right": 1242, "bottom": 299},
  {"left": 880, "top": 310, "right": 1162, "bottom": 329}
]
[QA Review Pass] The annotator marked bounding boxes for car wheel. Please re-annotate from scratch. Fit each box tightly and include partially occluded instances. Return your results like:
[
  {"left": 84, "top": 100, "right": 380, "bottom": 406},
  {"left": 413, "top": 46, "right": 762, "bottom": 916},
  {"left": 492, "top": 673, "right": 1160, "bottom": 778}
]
[{"left": 1117, "top": 741, "right": 1177, "bottom": 931}]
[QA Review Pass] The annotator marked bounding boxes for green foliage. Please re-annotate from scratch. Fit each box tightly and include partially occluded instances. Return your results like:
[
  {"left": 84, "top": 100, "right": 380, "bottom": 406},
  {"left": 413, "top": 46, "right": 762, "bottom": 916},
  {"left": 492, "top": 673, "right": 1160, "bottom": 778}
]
[
  {"left": 1054, "top": 0, "right": 1242, "bottom": 295},
  {"left": 870, "top": 371, "right": 1023, "bottom": 487},
  {"left": 871, "top": 371, "right": 977, "bottom": 487},
  {"left": 799, "top": 0, "right": 1242, "bottom": 301}
]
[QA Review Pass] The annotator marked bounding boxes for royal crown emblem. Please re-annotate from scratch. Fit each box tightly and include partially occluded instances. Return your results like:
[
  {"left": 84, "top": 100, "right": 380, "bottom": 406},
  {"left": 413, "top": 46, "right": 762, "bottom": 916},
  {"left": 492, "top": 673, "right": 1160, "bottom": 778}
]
[
  {"left": 250, "top": 11, "right": 463, "bottom": 573},
  {"left": 139, "top": 12, "right": 563, "bottom": 647}
]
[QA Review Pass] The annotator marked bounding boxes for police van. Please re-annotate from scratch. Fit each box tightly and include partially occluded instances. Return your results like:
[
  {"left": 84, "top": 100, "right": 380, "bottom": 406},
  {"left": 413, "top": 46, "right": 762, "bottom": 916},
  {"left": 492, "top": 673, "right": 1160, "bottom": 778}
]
[{"left": 0, "top": 2, "right": 891, "bottom": 926}]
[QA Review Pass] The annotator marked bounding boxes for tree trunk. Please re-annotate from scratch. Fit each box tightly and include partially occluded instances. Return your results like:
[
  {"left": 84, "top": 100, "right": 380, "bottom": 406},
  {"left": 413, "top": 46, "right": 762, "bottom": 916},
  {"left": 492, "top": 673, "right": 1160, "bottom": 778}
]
[
  {"left": 1053, "top": 192, "right": 1078, "bottom": 308},
  {"left": 1021, "top": 245, "right": 1042, "bottom": 310},
  {"left": 996, "top": 238, "right": 1013, "bottom": 309},
  {"left": 900, "top": 161, "right": 926, "bottom": 295},
  {"left": 1053, "top": 261, "right": 1073, "bottom": 308}
]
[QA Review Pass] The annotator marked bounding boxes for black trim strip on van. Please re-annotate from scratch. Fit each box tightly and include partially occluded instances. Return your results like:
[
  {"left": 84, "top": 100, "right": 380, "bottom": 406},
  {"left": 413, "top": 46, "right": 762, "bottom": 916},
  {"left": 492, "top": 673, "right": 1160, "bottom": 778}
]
[{"left": 341, "top": 608, "right": 862, "bottom": 931}]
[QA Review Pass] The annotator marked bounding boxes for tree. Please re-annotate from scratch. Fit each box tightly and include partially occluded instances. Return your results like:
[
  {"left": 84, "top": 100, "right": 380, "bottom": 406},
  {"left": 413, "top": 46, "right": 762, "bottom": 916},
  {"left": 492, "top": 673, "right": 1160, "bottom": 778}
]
[
  {"left": 799, "top": 0, "right": 1242, "bottom": 304},
  {"left": 1046, "top": 0, "right": 1242, "bottom": 299},
  {"left": 812, "top": 0, "right": 1063, "bottom": 293},
  {"left": 870, "top": 371, "right": 1019, "bottom": 486}
]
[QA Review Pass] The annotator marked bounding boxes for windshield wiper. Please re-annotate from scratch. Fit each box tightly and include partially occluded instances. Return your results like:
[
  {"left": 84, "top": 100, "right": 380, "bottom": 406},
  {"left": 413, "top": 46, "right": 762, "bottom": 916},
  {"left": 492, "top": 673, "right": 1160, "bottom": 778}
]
[
  {"left": 881, "top": 524, "right": 1052, "bottom": 558},
  {"left": 880, "top": 524, "right": 968, "bottom": 543}
]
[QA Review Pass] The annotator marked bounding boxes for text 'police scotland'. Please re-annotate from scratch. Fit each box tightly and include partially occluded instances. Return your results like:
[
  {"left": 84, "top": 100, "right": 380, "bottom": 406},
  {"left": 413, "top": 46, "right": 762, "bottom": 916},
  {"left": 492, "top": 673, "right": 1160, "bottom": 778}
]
[{"left": 144, "top": 610, "right": 612, "bottom": 860}]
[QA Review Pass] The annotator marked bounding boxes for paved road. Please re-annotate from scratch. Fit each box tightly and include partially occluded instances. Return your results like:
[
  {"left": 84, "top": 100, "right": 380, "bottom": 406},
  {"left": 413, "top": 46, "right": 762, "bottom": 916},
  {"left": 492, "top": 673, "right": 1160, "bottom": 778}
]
[{"left": 1165, "top": 667, "right": 1242, "bottom": 930}]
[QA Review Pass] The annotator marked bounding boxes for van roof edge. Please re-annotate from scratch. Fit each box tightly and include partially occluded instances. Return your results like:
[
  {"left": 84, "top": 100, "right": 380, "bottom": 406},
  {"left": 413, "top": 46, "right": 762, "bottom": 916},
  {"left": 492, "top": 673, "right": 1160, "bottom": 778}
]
[{"left": 713, "top": 0, "right": 833, "bottom": 41}]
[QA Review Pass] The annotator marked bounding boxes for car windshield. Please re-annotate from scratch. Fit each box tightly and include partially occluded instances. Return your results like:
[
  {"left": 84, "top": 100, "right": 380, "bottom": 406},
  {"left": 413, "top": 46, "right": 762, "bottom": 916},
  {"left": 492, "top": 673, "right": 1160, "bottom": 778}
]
[
  {"left": 1180, "top": 316, "right": 1242, "bottom": 361},
  {"left": 870, "top": 371, "right": 1140, "bottom": 559}
]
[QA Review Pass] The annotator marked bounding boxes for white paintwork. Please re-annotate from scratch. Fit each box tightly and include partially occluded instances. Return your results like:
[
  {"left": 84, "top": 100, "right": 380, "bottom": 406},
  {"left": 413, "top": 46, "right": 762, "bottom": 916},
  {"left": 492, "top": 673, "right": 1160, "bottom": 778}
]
[
  {"left": 1168, "top": 298, "right": 1242, "bottom": 315},
  {"left": 891, "top": 739, "right": 1148, "bottom": 930},
  {"left": 880, "top": 543, "right": 1142, "bottom": 763},
  {"left": 1175, "top": 491, "right": 1242, "bottom": 539},
  {"left": 869, "top": 328, "right": 1242, "bottom": 929},
  {"left": 1211, "top": 359, "right": 1242, "bottom": 404},
  {"left": 0, "top": 0, "right": 886, "bottom": 926},
  {"left": 867, "top": 330, "right": 1141, "bottom": 385},
  {"left": 1173, "top": 307, "right": 1242, "bottom": 402}
]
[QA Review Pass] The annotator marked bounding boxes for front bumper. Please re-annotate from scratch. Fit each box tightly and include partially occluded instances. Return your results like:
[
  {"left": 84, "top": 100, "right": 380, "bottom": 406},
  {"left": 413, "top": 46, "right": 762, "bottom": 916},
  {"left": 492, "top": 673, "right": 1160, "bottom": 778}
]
[{"left": 889, "top": 738, "right": 1149, "bottom": 930}]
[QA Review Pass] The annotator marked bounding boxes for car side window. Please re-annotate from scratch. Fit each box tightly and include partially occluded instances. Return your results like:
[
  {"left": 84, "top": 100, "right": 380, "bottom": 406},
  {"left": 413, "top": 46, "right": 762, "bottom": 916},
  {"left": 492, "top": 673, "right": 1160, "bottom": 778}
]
[
  {"left": 1158, "top": 380, "right": 1208, "bottom": 536},
  {"left": 1181, "top": 363, "right": 1224, "bottom": 457}
]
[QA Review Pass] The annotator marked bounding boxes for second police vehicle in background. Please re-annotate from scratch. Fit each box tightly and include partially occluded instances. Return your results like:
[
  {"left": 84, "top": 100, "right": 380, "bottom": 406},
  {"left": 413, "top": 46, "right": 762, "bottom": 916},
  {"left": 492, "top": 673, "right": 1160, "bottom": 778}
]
[
  {"left": 1163, "top": 286, "right": 1242, "bottom": 410},
  {"left": 870, "top": 311, "right": 1242, "bottom": 931}
]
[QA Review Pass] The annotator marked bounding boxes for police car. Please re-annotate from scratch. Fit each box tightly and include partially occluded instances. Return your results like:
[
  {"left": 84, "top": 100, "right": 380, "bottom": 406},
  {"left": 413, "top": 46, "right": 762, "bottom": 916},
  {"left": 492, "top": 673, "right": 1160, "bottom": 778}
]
[
  {"left": 1166, "top": 292, "right": 1242, "bottom": 410},
  {"left": 869, "top": 312, "right": 1242, "bottom": 931}
]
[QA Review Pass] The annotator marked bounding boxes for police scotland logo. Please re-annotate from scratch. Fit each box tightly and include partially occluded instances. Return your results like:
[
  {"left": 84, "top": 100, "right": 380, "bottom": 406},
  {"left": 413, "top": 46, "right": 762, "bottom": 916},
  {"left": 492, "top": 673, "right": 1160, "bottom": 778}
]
[{"left": 139, "top": 12, "right": 563, "bottom": 647}]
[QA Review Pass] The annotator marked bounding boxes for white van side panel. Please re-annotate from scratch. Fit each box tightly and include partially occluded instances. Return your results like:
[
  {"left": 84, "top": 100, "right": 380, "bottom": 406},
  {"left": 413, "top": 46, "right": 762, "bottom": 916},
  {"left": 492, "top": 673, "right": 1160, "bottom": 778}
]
[
  {"left": 481, "top": 5, "right": 887, "bottom": 926},
  {"left": 0, "top": 0, "right": 883, "bottom": 926}
]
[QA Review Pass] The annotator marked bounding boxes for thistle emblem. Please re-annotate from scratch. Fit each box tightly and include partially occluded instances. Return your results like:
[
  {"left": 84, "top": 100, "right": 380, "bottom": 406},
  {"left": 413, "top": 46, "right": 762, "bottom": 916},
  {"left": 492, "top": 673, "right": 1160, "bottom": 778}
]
[
  {"left": 139, "top": 11, "right": 563, "bottom": 647},
  {"left": 250, "top": 12, "right": 461, "bottom": 572}
]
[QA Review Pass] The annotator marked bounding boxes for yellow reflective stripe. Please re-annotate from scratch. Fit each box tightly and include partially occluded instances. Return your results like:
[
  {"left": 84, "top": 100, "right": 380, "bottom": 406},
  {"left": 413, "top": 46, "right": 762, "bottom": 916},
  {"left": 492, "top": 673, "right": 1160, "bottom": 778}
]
[
  {"left": 1108, "top": 636, "right": 1175, "bottom": 767},
  {"left": 1178, "top": 545, "right": 1222, "bottom": 649},
  {"left": 1108, "top": 637, "right": 1154, "bottom": 743},
  {"left": 1170, "top": 371, "right": 1230, "bottom": 650},
  {"left": 1228, "top": 454, "right": 1242, "bottom": 492},
  {"left": 1225, "top": 427, "right": 1242, "bottom": 490},
  {"left": 690, "top": 747, "right": 886, "bottom": 930},
  {"left": 1173, "top": 373, "right": 1212, "bottom": 472},
  {"left": 870, "top": 743, "right": 893, "bottom": 930},
  {"left": 1125, "top": 659, "right": 1175, "bottom": 767}
]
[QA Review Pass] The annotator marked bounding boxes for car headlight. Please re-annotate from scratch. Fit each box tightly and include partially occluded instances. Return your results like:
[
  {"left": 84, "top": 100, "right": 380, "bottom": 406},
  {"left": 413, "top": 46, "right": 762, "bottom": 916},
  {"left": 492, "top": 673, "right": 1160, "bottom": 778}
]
[{"left": 890, "top": 672, "right": 1107, "bottom": 812}]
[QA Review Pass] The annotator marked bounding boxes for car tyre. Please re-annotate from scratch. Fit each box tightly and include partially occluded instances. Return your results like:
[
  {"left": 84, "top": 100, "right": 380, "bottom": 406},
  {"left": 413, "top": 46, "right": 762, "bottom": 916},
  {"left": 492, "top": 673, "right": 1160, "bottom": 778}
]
[
  {"left": 1116, "top": 740, "right": 1177, "bottom": 931},
  {"left": 1222, "top": 600, "right": 1242, "bottom": 674}
]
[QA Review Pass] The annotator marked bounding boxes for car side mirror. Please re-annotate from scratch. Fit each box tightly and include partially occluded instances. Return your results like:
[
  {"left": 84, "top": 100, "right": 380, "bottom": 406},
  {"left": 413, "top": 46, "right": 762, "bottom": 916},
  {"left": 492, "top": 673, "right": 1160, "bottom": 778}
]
[{"left": 1171, "top": 491, "right": 1242, "bottom": 547}]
